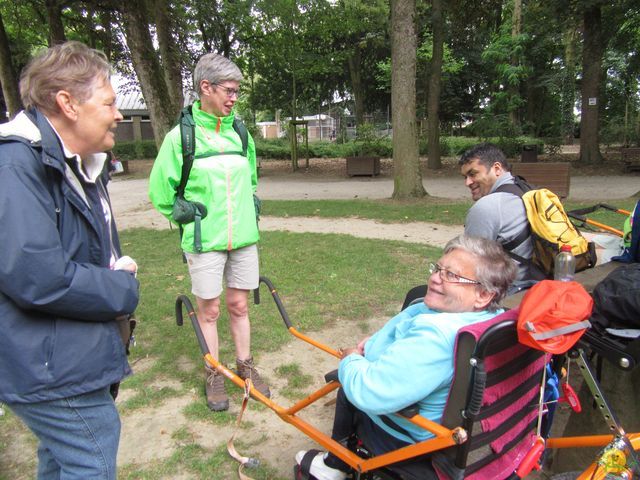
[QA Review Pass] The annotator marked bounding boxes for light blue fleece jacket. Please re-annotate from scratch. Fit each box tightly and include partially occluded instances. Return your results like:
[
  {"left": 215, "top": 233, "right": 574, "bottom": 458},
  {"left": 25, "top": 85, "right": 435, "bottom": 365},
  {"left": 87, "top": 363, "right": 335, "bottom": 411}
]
[{"left": 338, "top": 302, "right": 503, "bottom": 443}]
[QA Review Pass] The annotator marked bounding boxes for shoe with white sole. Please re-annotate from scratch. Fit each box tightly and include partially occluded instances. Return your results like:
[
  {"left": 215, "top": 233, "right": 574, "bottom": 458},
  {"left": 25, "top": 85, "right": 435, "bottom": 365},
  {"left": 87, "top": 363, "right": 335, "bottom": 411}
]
[{"left": 295, "top": 450, "right": 347, "bottom": 480}]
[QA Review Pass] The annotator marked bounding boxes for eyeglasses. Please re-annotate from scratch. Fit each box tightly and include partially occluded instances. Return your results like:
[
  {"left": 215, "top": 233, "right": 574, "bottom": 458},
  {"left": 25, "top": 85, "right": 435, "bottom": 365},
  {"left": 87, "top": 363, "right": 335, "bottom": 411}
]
[
  {"left": 211, "top": 82, "right": 241, "bottom": 99},
  {"left": 428, "top": 263, "right": 480, "bottom": 285}
]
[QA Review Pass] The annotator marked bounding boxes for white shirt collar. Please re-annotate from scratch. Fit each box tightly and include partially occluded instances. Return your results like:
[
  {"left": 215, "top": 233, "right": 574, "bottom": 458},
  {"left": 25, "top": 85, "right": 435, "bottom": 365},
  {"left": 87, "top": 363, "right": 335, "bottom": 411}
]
[{"left": 44, "top": 116, "right": 107, "bottom": 183}]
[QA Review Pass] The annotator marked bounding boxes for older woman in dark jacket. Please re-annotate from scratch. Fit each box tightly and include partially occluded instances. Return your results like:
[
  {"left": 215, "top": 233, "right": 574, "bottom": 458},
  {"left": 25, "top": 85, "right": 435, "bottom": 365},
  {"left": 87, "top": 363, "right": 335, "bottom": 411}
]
[{"left": 0, "top": 41, "right": 139, "bottom": 479}]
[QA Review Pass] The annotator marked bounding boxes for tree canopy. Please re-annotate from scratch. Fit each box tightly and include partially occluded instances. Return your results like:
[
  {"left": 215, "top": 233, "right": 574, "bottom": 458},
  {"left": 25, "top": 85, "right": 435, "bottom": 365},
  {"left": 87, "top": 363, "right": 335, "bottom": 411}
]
[{"left": 0, "top": 0, "right": 638, "bottom": 179}]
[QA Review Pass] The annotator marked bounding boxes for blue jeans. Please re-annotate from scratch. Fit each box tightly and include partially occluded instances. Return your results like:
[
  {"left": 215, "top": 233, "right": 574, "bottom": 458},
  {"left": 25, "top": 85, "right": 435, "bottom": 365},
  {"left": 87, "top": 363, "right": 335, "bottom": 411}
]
[{"left": 7, "top": 387, "right": 120, "bottom": 480}]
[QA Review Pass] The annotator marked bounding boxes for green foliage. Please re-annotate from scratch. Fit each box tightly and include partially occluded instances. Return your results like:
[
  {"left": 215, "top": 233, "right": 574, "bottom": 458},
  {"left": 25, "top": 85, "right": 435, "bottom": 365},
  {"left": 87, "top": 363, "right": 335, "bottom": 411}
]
[
  {"left": 256, "top": 135, "right": 547, "bottom": 160},
  {"left": 436, "top": 137, "right": 486, "bottom": 156},
  {"left": 254, "top": 138, "right": 290, "bottom": 159},
  {"left": 112, "top": 140, "right": 158, "bottom": 160},
  {"left": 480, "top": 11, "right": 531, "bottom": 119},
  {"left": 2, "top": 0, "right": 639, "bottom": 167},
  {"left": 352, "top": 122, "right": 387, "bottom": 156},
  {"left": 255, "top": 136, "right": 393, "bottom": 159},
  {"left": 417, "top": 33, "right": 464, "bottom": 75},
  {"left": 421, "top": 135, "right": 544, "bottom": 158},
  {"left": 601, "top": 115, "right": 640, "bottom": 147},
  {"left": 307, "top": 140, "right": 352, "bottom": 158}
]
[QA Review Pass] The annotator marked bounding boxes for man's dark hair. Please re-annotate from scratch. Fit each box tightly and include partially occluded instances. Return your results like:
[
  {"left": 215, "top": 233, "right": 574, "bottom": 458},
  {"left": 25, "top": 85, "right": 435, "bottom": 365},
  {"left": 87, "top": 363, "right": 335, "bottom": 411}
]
[{"left": 458, "top": 143, "right": 511, "bottom": 171}]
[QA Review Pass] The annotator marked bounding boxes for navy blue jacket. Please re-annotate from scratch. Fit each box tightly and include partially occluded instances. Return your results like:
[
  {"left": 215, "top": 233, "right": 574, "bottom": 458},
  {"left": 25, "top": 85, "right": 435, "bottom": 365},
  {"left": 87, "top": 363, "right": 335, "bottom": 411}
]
[{"left": 0, "top": 109, "right": 139, "bottom": 403}]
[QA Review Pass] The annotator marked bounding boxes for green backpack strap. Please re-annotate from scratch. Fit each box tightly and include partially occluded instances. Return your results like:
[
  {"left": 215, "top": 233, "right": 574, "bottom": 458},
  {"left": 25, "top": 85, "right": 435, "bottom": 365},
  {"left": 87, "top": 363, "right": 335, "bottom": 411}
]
[
  {"left": 178, "top": 105, "right": 195, "bottom": 198},
  {"left": 232, "top": 117, "right": 249, "bottom": 157},
  {"left": 175, "top": 106, "right": 197, "bottom": 254}
]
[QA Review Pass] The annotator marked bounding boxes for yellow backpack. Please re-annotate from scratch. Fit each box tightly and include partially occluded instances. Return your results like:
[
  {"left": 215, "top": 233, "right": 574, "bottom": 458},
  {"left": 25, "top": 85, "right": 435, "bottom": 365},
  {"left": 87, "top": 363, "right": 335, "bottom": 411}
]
[{"left": 521, "top": 188, "right": 597, "bottom": 277}]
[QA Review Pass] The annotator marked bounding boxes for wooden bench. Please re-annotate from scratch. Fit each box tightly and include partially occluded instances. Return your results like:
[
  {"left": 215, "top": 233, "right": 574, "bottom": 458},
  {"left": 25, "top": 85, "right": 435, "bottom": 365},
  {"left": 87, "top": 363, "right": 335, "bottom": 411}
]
[
  {"left": 511, "top": 162, "right": 571, "bottom": 198},
  {"left": 621, "top": 147, "right": 640, "bottom": 172}
]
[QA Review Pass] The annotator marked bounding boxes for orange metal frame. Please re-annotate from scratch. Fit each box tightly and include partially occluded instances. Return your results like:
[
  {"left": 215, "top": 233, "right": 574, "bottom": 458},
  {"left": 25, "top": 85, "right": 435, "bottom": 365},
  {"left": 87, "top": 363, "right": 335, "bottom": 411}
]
[
  {"left": 568, "top": 204, "right": 631, "bottom": 237},
  {"left": 176, "top": 285, "right": 640, "bottom": 478},
  {"left": 201, "top": 345, "right": 464, "bottom": 475}
]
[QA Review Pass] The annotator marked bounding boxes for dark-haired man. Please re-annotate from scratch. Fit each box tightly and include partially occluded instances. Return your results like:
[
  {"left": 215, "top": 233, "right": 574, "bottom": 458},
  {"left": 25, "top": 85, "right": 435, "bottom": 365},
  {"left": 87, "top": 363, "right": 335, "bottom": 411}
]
[{"left": 459, "top": 143, "right": 533, "bottom": 282}]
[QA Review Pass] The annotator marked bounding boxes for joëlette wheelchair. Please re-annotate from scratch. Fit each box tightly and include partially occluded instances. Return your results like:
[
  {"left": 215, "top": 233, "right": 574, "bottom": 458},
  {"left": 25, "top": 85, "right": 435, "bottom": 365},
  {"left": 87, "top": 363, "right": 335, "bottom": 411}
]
[{"left": 175, "top": 276, "right": 640, "bottom": 479}]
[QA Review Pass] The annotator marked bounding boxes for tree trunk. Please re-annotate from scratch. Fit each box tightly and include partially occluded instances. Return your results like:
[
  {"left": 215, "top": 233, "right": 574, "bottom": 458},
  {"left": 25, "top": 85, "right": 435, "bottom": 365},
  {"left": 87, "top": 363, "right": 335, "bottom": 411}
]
[
  {"left": 153, "top": 0, "right": 183, "bottom": 119},
  {"left": 46, "top": 0, "right": 66, "bottom": 45},
  {"left": 0, "top": 11, "right": 22, "bottom": 119},
  {"left": 348, "top": 46, "right": 365, "bottom": 127},
  {"left": 561, "top": 25, "right": 578, "bottom": 144},
  {"left": 391, "top": 0, "right": 426, "bottom": 199},
  {"left": 579, "top": 2, "right": 604, "bottom": 164},
  {"left": 118, "top": 1, "right": 175, "bottom": 147},
  {"left": 427, "top": 0, "right": 444, "bottom": 170}
]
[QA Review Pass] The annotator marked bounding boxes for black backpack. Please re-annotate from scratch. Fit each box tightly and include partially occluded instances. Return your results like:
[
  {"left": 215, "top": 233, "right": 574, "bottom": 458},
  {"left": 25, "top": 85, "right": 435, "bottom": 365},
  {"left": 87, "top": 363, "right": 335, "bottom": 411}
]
[{"left": 591, "top": 264, "right": 640, "bottom": 330}]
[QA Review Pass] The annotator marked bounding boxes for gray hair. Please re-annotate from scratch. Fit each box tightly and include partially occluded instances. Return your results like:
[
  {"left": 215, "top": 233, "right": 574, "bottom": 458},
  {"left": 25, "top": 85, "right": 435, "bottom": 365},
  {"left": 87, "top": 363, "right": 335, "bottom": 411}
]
[
  {"left": 19, "top": 41, "right": 111, "bottom": 115},
  {"left": 458, "top": 143, "right": 511, "bottom": 171},
  {"left": 443, "top": 234, "right": 517, "bottom": 311},
  {"left": 193, "top": 53, "right": 243, "bottom": 96}
]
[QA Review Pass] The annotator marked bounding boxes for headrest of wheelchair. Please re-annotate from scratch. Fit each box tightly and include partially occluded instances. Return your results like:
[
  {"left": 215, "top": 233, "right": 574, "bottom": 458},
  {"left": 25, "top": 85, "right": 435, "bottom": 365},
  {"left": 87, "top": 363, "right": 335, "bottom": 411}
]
[{"left": 517, "top": 280, "right": 593, "bottom": 354}]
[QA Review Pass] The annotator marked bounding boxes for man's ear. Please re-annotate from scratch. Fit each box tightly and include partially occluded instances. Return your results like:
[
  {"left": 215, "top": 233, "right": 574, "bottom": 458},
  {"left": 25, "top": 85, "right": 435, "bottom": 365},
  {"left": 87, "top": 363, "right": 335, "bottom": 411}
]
[
  {"left": 492, "top": 161, "right": 506, "bottom": 176},
  {"left": 474, "top": 288, "right": 495, "bottom": 310},
  {"left": 55, "top": 91, "right": 77, "bottom": 120}
]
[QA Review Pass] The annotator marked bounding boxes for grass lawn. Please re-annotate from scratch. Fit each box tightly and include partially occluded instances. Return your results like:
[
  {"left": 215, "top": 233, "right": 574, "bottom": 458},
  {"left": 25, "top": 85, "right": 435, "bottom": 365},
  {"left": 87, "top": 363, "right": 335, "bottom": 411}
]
[{"left": 263, "top": 198, "right": 637, "bottom": 235}]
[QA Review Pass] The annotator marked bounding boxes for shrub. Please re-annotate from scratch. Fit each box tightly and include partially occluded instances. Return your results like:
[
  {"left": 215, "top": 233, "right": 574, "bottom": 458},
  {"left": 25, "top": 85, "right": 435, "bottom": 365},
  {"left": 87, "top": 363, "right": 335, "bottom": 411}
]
[
  {"left": 255, "top": 135, "right": 547, "bottom": 161},
  {"left": 113, "top": 140, "right": 158, "bottom": 160},
  {"left": 255, "top": 137, "right": 393, "bottom": 159},
  {"left": 419, "top": 136, "right": 542, "bottom": 159},
  {"left": 254, "top": 138, "right": 290, "bottom": 159},
  {"left": 439, "top": 137, "right": 481, "bottom": 156}
]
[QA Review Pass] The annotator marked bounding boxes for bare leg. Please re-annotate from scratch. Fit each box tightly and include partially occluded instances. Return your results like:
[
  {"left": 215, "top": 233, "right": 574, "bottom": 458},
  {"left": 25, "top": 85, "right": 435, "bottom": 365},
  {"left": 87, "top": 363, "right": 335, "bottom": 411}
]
[
  {"left": 226, "top": 287, "right": 251, "bottom": 360},
  {"left": 195, "top": 296, "right": 221, "bottom": 359}
]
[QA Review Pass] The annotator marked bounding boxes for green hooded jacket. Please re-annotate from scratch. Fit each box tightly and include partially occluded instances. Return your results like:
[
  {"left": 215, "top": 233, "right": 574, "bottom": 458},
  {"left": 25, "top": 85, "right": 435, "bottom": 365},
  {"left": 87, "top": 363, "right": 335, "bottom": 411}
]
[{"left": 149, "top": 101, "right": 259, "bottom": 252}]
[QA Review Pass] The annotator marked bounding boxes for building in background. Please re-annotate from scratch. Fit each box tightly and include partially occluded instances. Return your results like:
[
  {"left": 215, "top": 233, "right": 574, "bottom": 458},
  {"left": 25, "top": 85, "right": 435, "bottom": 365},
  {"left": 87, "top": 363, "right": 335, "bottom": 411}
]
[{"left": 114, "top": 86, "right": 154, "bottom": 143}]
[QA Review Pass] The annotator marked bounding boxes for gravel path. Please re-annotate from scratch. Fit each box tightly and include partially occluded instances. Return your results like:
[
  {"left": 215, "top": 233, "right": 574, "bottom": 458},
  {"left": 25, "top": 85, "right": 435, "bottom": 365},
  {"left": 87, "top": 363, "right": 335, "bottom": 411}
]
[{"left": 108, "top": 170, "right": 637, "bottom": 248}]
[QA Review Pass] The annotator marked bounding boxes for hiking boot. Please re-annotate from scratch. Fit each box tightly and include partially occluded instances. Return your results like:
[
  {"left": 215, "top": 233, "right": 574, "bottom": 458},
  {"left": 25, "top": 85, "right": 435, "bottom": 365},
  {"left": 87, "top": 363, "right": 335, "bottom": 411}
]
[
  {"left": 295, "top": 451, "right": 347, "bottom": 480},
  {"left": 236, "top": 356, "right": 271, "bottom": 398},
  {"left": 205, "top": 366, "right": 229, "bottom": 411}
]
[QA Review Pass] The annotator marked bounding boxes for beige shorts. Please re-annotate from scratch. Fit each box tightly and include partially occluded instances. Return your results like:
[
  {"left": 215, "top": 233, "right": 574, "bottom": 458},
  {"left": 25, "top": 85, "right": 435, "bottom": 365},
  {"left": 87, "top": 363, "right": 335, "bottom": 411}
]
[{"left": 185, "top": 244, "right": 259, "bottom": 299}]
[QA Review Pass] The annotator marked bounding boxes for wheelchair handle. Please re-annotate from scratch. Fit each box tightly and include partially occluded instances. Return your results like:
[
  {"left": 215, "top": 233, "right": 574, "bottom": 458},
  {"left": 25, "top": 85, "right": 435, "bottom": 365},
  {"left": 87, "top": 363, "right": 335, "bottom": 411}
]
[
  {"left": 255, "top": 276, "right": 293, "bottom": 329},
  {"left": 175, "top": 294, "right": 210, "bottom": 357}
]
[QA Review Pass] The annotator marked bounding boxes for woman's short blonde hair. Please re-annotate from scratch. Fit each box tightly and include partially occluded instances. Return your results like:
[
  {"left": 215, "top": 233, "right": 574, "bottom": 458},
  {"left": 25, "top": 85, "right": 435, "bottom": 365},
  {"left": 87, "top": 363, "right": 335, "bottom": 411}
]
[{"left": 19, "top": 41, "right": 111, "bottom": 115}]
